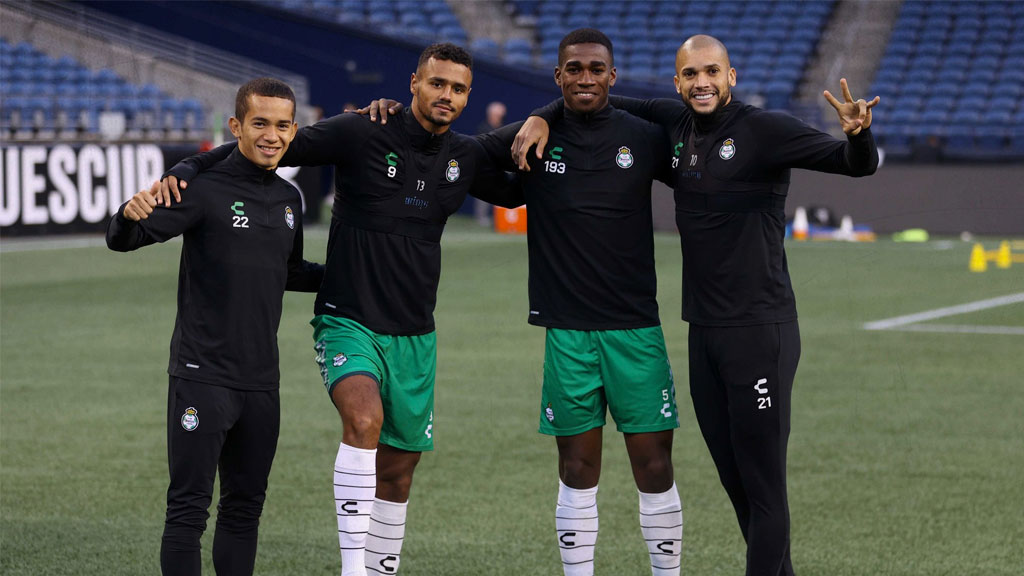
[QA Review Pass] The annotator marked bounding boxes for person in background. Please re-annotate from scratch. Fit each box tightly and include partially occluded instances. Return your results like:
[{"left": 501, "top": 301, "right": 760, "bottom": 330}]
[{"left": 473, "top": 100, "right": 507, "bottom": 226}]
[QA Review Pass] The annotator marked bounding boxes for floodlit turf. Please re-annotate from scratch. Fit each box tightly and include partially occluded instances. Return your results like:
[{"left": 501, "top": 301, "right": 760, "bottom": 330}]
[{"left": 2, "top": 218, "right": 1023, "bottom": 575}]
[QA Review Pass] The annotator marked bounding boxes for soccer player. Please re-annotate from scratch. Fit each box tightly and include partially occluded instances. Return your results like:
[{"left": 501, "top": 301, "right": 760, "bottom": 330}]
[
  {"left": 106, "top": 78, "right": 324, "bottom": 576},
  {"left": 366, "top": 28, "right": 683, "bottom": 576},
  {"left": 514, "top": 35, "right": 879, "bottom": 576},
  {"left": 160, "top": 44, "right": 521, "bottom": 576}
]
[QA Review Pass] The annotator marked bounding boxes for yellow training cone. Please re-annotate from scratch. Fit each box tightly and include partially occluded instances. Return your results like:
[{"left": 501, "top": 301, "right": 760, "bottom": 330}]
[
  {"left": 996, "top": 241, "right": 1012, "bottom": 269},
  {"left": 969, "top": 243, "right": 987, "bottom": 272}
]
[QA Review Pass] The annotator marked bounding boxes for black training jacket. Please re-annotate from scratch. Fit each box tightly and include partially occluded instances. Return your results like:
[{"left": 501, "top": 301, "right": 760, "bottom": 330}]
[
  {"left": 477, "top": 104, "right": 670, "bottom": 330},
  {"left": 169, "top": 109, "right": 521, "bottom": 336},
  {"left": 107, "top": 148, "right": 324, "bottom": 389},
  {"left": 534, "top": 97, "right": 878, "bottom": 327}
]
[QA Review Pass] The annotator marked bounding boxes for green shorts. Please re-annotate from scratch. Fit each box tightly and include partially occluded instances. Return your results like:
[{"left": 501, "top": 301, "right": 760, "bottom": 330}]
[
  {"left": 539, "top": 326, "right": 679, "bottom": 436},
  {"left": 312, "top": 315, "right": 436, "bottom": 452}
]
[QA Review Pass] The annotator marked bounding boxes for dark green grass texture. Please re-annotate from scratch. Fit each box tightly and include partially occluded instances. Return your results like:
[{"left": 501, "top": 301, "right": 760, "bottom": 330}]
[{"left": 2, "top": 220, "right": 1022, "bottom": 575}]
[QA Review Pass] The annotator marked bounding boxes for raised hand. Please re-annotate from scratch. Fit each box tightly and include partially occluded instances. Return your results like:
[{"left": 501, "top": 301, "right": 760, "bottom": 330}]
[
  {"left": 124, "top": 181, "right": 161, "bottom": 221},
  {"left": 511, "top": 116, "right": 550, "bottom": 171},
  {"left": 823, "top": 78, "right": 880, "bottom": 136}
]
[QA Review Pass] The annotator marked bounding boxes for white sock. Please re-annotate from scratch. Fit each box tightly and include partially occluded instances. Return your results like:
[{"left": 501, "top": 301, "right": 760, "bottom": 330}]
[
  {"left": 555, "top": 481, "right": 599, "bottom": 576},
  {"left": 365, "top": 498, "right": 407, "bottom": 575},
  {"left": 638, "top": 482, "right": 683, "bottom": 576},
  {"left": 334, "top": 443, "right": 377, "bottom": 576}
]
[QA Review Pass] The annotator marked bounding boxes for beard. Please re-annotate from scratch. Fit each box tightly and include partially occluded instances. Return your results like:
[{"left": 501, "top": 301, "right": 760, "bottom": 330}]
[
  {"left": 685, "top": 88, "right": 731, "bottom": 116},
  {"left": 425, "top": 101, "right": 455, "bottom": 126},
  {"left": 426, "top": 112, "right": 453, "bottom": 126}
]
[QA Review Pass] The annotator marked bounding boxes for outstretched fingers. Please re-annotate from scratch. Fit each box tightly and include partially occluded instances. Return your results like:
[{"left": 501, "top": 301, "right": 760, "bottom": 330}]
[
  {"left": 841, "top": 77, "right": 854, "bottom": 103},
  {"left": 823, "top": 89, "right": 842, "bottom": 111}
]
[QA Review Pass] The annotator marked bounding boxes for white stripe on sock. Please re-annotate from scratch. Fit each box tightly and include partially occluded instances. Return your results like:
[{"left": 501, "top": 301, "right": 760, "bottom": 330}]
[
  {"left": 335, "top": 443, "right": 376, "bottom": 576},
  {"left": 365, "top": 498, "right": 407, "bottom": 575},
  {"left": 639, "top": 482, "right": 682, "bottom": 576},
  {"left": 556, "top": 481, "right": 598, "bottom": 576}
]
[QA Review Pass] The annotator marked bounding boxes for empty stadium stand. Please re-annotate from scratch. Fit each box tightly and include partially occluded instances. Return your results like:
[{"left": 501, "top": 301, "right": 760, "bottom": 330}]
[
  {"left": 251, "top": 0, "right": 469, "bottom": 46},
  {"left": 5, "top": 0, "right": 1023, "bottom": 161},
  {"left": 506, "top": 0, "right": 835, "bottom": 110},
  {"left": 0, "top": 38, "right": 204, "bottom": 141},
  {"left": 870, "top": 0, "right": 1024, "bottom": 160}
]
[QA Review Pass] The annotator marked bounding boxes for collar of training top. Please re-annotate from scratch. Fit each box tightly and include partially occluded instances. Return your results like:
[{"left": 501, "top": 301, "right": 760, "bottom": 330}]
[
  {"left": 227, "top": 147, "right": 280, "bottom": 183},
  {"left": 692, "top": 99, "right": 742, "bottom": 134},
  {"left": 401, "top": 107, "right": 447, "bottom": 154},
  {"left": 562, "top": 101, "right": 614, "bottom": 124}
]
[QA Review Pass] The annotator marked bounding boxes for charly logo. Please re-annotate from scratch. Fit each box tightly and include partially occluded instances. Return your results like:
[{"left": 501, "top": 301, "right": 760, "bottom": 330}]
[
  {"left": 616, "top": 146, "right": 634, "bottom": 168},
  {"left": 545, "top": 402, "right": 555, "bottom": 422},
  {"left": 181, "top": 407, "right": 199, "bottom": 431},
  {"left": 446, "top": 159, "right": 460, "bottom": 182},
  {"left": 285, "top": 206, "right": 295, "bottom": 229},
  {"left": 719, "top": 138, "right": 736, "bottom": 160},
  {"left": 385, "top": 152, "right": 399, "bottom": 178},
  {"left": 333, "top": 353, "right": 348, "bottom": 367},
  {"left": 231, "top": 201, "right": 249, "bottom": 228}
]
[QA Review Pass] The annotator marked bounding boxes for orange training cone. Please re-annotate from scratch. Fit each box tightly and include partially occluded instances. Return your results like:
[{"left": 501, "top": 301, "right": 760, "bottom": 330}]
[{"left": 792, "top": 206, "right": 808, "bottom": 241}]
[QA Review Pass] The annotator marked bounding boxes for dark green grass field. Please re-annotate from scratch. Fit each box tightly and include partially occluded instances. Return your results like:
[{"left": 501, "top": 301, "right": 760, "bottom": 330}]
[{"left": 2, "top": 218, "right": 1023, "bottom": 575}]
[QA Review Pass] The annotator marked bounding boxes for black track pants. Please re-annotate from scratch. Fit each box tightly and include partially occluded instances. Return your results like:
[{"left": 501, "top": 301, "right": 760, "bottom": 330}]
[
  {"left": 160, "top": 377, "right": 280, "bottom": 576},
  {"left": 688, "top": 321, "right": 800, "bottom": 576}
]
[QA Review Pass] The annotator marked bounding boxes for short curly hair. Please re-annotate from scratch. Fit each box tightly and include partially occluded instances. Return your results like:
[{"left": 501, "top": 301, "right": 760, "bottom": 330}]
[
  {"left": 417, "top": 42, "right": 473, "bottom": 72},
  {"left": 558, "top": 28, "right": 614, "bottom": 66}
]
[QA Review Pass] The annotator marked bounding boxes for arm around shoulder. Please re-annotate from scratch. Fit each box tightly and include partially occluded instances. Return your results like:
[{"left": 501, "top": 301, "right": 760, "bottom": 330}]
[
  {"left": 608, "top": 95, "right": 686, "bottom": 125},
  {"left": 282, "top": 112, "right": 368, "bottom": 168}
]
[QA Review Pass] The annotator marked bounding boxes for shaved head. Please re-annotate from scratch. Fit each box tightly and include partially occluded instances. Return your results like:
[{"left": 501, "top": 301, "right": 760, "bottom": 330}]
[
  {"left": 677, "top": 35, "right": 730, "bottom": 69},
  {"left": 673, "top": 34, "right": 736, "bottom": 115}
]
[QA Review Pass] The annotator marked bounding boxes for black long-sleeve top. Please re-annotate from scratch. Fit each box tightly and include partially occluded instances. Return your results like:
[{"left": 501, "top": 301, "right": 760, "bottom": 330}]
[
  {"left": 107, "top": 148, "right": 324, "bottom": 390},
  {"left": 533, "top": 97, "right": 878, "bottom": 327},
  {"left": 476, "top": 104, "right": 670, "bottom": 330},
  {"left": 168, "top": 109, "right": 522, "bottom": 335}
]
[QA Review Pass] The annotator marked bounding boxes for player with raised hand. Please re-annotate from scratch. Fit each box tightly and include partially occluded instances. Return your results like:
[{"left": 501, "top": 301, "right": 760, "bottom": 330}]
[{"left": 514, "top": 34, "right": 879, "bottom": 576}]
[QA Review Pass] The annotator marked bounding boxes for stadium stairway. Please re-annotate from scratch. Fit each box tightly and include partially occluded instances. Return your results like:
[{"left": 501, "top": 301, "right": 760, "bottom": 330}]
[
  {"left": 448, "top": 0, "right": 533, "bottom": 52},
  {"left": 1, "top": 0, "right": 312, "bottom": 143},
  {"left": 796, "top": 0, "right": 902, "bottom": 135}
]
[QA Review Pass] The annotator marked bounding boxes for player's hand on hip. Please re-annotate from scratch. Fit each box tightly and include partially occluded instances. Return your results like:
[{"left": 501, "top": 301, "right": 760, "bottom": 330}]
[
  {"left": 512, "top": 116, "right": 550, "bottom": 171},
  {"left": 823, "top": 78, "right": 879, "bottom": 136},
  {"left": 158, "top": 175, "right": 186, "bottom": 206},
  {"left": 124, "top": 181, "right": 160, "bottom": 221}
]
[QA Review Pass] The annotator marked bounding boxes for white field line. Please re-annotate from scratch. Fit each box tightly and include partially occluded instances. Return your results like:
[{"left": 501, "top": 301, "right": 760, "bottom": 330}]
[
  {"left": 886, "top": 324, "right": 1024, "bottom": 336},
  {"left": 863, "top": 292, "right": 1024, "bottom": 333},
  {"left": 0, "top": 235, "right": 112, "bottom": 253}
]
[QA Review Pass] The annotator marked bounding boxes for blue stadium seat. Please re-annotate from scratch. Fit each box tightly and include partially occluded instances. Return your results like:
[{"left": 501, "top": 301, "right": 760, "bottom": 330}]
[
  {"left": 981, "top": 109, "right": 1013, "bottom": 127},
  {"left": 470, "top": 38, "right": 499, "bottom": 57},
  {"left": 505, "top": 51, "right": 533, "bottom": 66},
  {"left": 931, "top": 81, "right": 961, "bottom": 99}
]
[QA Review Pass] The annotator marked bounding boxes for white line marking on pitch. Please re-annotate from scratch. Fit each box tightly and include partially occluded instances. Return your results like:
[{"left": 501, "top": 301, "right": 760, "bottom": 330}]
[
  {"left": 885, "top": 323, "right": 1024, "bottom": 335},
  {"left": 863, "top": 292, "right": 1024, "bottom": 334}
]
